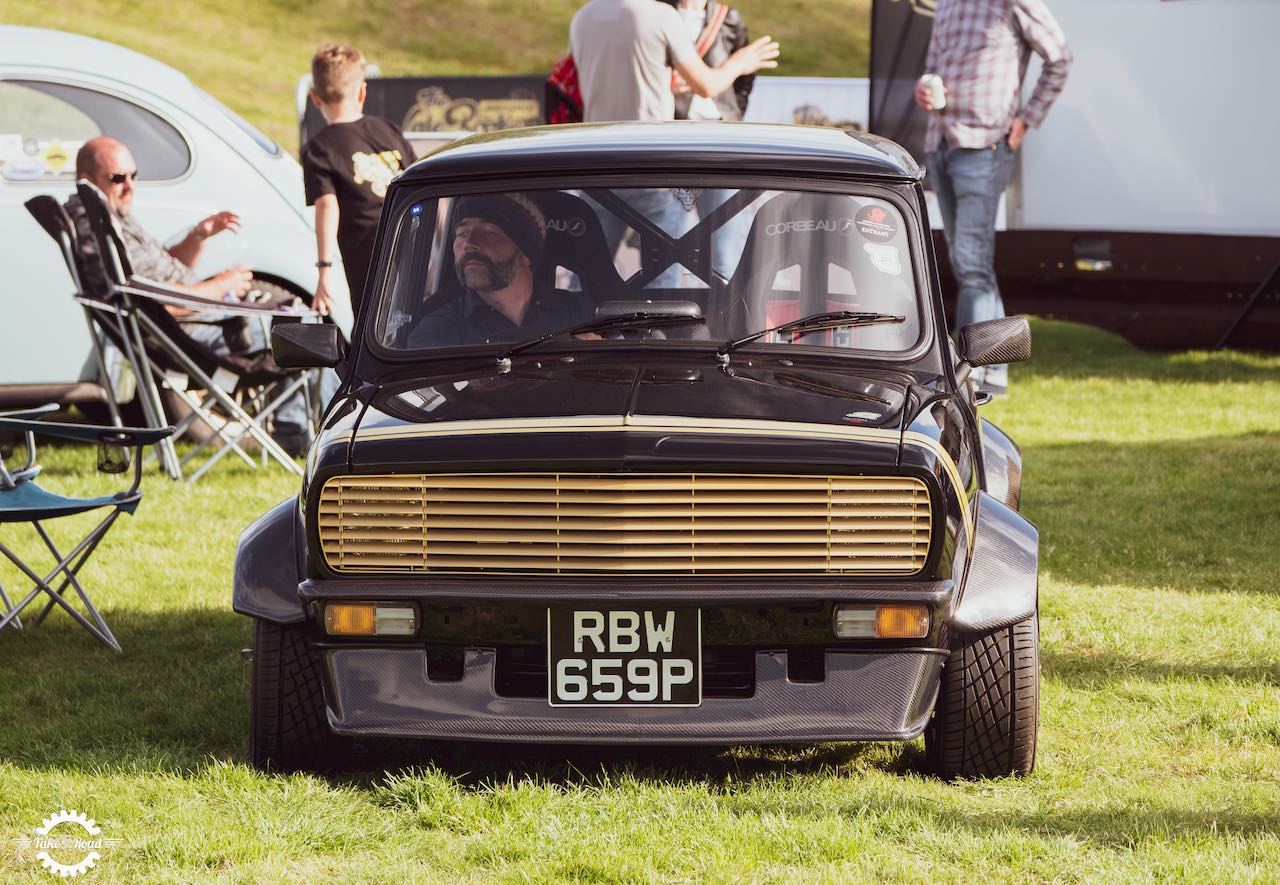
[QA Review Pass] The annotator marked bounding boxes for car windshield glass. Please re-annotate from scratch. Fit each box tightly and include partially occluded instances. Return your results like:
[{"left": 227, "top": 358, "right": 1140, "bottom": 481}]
[{"left": 373, "top": 185, "right": 923, "bottom": 354}]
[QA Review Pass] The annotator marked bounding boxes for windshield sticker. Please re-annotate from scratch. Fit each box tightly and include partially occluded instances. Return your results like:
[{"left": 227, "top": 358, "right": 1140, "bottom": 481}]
[
  {"left": 764, "top": 217, "right": 856, "bottom": 236},
  {"left": 863, "top": 243, "right": 902, "bottom": 275},
  {"left": 855, "top": 205, "right": 898, "bottom": 242}
]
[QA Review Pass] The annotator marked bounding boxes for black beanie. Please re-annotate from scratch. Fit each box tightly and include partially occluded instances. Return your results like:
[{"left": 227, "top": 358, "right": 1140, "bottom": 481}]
[{"left": 454, "top": 193, "right": 547, "bottom": 265}]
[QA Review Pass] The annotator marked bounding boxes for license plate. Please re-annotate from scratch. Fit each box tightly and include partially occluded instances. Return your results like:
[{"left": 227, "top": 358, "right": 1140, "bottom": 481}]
[{"left": 547, "top": 606, "right": 702, "bottom": 707}]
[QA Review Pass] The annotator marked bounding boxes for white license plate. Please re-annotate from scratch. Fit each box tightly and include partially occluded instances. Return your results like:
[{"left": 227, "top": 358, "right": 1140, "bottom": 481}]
[{"left": 547, "top": 606, "right": 702, "bottom": 707}]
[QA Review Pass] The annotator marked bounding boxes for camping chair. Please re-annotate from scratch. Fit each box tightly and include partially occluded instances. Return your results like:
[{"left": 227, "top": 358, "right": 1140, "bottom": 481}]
[
  {"left": 43, "top": 184, "right": 318, "bottom": 481},
  {"left": 24, "top": 196, "right": 130, "bottom": 430},
  {"left": 0, "top": 406, "right": 174, "bottom": 652}
]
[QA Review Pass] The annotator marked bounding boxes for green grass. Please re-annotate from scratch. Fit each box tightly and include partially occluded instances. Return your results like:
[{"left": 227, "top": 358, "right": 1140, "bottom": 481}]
[
  {"left": 0, "top": 318, "right": 1274, "bottom": 881},
  {"left": 1, "top": 318, "right": 1279, "bottom": 882},
  {"left": 0, "top": 0, "right": 872, "bottom": 155}
]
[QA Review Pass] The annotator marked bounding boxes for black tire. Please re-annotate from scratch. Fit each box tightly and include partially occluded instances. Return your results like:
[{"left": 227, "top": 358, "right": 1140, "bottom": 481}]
[
  {"left": 249, "top": 618, "right": 345, "bottom": 772},
  {"left": 926, "top": 614, "right": 1039, "bottom": 780}
]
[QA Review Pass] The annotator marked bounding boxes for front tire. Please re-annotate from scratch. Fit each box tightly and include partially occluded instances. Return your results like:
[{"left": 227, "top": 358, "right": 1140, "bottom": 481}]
[
  {"left": 926, "top": 614, "right": 1039, "bottom": 780},
  {"left": 249, "top": 618, "right": 344, "bottom": 772}
]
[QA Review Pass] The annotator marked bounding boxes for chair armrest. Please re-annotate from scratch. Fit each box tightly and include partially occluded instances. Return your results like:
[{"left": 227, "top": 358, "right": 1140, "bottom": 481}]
[
  {"left": 123, "top": 276, "right": 318, "bottom": 318},
  {"left": 0, "top": 403, "right": 60, "bottom": 420},
  {"left": 0, "top": 417, "right": 175, "bottom": 447}
]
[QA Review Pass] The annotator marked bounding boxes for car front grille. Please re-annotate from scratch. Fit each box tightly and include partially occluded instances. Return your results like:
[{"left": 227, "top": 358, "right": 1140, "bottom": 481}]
[{"left": 317, "top": 473, "right": 932, "bottom": 576}]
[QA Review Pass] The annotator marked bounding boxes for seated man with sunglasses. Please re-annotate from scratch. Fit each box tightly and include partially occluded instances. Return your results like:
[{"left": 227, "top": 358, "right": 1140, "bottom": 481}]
[
  {"left": 63, "top": 136, "right": 317, "bottom": 455},
  {"left": 64, "top": 136, "right": 253, "bottom": 305}
]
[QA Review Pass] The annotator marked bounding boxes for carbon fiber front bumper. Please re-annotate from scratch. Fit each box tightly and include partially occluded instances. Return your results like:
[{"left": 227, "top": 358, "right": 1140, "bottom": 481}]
[{"left": 324, "top": 646, "right": 945, "bottom": 744}]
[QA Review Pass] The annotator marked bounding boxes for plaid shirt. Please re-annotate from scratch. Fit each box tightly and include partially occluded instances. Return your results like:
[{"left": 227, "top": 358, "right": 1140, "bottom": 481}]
[
  {"left": 924, "top": 0, "right": 1072, "bottom": 152},
  {"left": 64, "top": 194, "right": 197, "bottom": 296}
]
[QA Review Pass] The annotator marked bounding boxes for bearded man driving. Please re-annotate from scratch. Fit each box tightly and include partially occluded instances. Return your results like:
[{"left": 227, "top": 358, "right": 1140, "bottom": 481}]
[{"left": 407, "top": 193, "right": 593, "bottom": 347}]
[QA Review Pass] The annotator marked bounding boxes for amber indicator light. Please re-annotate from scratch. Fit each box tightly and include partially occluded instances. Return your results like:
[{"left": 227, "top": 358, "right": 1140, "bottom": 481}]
[
  {"left": 875, "top": 605, "right": 930, "bottom": 639},
  {"left": 326, "top": 603, "right": 376, "bottom": 636}
]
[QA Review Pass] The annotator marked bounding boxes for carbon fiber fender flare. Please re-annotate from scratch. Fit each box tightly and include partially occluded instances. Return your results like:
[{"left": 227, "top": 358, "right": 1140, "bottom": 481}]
[
  {"left": 980, "top": 418, "right": 1024, "bottom": 511},
  {"left": 953, "top": 491, "right": 1038, "bottom": 632},
  {"left": 233, "top": 497, "right": 306, "bottom": 625}
]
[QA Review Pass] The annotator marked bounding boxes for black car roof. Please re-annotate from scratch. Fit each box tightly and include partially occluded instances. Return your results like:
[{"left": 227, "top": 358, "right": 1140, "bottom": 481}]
[{"left": 397, "top": 121, "right": 923, "bottom": 185}]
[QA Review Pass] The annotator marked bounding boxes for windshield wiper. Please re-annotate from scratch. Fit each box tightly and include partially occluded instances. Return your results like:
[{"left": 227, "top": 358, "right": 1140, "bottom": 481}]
[
  {"left": 497, "top": 312, "right": 706, "bottom": 366},
  {"left": 716, "top": 310, "right": 906, "bottom": 363}
]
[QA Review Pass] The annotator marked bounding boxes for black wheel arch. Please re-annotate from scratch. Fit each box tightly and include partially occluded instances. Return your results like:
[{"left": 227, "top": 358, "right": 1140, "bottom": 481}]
[
  {"left": 233, "top": 496, "right": 307, "bottom": 624},
  {"left": 952, "top": 491, "right": 1038, "bottom": 633}
]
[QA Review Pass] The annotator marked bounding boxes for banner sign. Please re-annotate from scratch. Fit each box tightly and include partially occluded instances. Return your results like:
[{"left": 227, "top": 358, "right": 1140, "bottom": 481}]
[
  {"left": 301, "top": 76, "right": 545, "bottom": 149},
  {"left": 868, "top": 0, "right": 935, "bottom": 164}
]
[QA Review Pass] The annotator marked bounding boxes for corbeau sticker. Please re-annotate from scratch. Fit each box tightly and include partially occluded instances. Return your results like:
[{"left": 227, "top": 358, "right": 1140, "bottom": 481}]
[
  {"left": 855, "top": 205, "right": 898, "bottom": 241},
  {"left": 764, "top": 217, "right": 856, "bottom": 236}
]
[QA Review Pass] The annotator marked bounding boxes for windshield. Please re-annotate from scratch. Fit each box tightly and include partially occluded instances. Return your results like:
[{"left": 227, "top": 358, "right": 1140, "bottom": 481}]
[{"left": 373, "top": 185, "right": 923, "bottom": 354}]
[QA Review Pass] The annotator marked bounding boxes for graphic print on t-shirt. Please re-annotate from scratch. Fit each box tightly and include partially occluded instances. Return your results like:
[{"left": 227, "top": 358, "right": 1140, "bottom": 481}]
[{"left": 352, "top": 149, "right": 405, "bottom": 198}]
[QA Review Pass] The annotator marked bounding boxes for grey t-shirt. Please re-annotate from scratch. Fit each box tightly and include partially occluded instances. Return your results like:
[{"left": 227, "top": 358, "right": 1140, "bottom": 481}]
[{"left": 570, "top": 0, "right": 698, "bottom": 122}]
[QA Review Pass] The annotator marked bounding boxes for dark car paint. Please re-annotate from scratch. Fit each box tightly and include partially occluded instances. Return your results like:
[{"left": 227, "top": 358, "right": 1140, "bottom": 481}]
[{"left": 233, "top": 121, "right": 1039, "bottom": 746}]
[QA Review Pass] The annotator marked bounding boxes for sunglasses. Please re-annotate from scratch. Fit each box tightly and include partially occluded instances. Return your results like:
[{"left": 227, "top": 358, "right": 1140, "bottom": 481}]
[{"left": 106, "top": 170, "right": 138, "bottom": 184}]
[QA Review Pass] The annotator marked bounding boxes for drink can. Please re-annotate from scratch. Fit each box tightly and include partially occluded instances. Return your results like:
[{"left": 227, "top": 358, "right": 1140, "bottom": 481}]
[{"left": 921, "top": 73, "right": 946, "bottom": 111}]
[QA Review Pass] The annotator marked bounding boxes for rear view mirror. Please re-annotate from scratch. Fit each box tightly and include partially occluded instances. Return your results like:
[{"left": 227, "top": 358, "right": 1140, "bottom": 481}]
[
  {"left": 271, "top": 322, "right": 345, "bottom": 369},
  {"left": 957, "top": 317, "right": 1031, "bottom": 368}
]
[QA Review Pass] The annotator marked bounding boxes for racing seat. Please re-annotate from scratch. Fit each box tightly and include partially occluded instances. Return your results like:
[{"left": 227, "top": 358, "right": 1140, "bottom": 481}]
[
  {"left": 32, "top": 184, "right": 318, "bottom": 481},
  {"left": 724, "top": 191, "right": 916, "bottom": 346},
  {"left": 534, "top": 190, "right": 624, "bottom": 302},
  {"left": 0, "top": 405, "right": 174, "bottom": 652}
]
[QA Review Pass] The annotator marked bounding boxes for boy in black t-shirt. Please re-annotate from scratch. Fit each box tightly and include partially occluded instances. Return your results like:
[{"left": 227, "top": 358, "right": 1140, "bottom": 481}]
[{"left": 301, "top": 43, "right": 415, "bottom": 319}]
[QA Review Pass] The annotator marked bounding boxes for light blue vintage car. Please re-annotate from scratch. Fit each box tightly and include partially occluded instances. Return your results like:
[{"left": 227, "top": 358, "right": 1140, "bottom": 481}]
[{"left": 0, "top": 25, "right": 351, "bottom": 409}]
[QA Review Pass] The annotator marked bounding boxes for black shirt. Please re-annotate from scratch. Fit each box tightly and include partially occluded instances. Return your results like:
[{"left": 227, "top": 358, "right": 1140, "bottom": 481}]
[
  {"left": 300, "top": 116, "right": 415, "bottom": 313},
  {"left": 406, "top": 283, "right": 595, "bottom": 348}
]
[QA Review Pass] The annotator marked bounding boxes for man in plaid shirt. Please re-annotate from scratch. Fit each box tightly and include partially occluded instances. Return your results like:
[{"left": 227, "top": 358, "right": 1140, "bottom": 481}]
[{"left": 916, "top": 0, "right": 1072, "bottom": 393}]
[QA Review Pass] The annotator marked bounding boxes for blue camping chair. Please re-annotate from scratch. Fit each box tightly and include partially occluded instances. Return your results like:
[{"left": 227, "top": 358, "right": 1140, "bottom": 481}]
[{"left": 0, "top": 407, "right": 174, "bottom": 652}]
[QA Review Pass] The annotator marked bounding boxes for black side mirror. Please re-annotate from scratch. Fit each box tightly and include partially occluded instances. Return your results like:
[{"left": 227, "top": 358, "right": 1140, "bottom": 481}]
[
  {"left": 271, "top": 322, "right": 345, "bottom": 369},
  {"left": 958, "top": 316, "right": 1031, "bottom": 368}
]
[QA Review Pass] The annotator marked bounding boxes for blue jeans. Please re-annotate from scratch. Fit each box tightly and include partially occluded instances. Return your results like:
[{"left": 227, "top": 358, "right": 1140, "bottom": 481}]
[
  {"left": 594, "top": 189, "right": 695, "bottom": 289},
  {"left": 927, "top": 140, "right": 1016, "bottom": 383},
  {"left": 696, "top": 188, "right": 749, "bottom": 280}
]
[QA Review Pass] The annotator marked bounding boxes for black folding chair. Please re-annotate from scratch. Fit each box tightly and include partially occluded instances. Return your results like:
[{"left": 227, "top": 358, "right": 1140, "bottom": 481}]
[
  {"left": 25, "top": 196, "right": 129, "bottom": 430},
  {"left": 28, "top": 185, "right": 320, "bottom": 481},
  {"left": 0, "top": 406, "right": 174, "bottom": 652}
]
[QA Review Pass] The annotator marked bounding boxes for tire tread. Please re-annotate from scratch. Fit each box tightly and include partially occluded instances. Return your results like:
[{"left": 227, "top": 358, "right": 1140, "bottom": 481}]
[{"left": 927, "top": 615, "right": 1038, "bottom": 779}]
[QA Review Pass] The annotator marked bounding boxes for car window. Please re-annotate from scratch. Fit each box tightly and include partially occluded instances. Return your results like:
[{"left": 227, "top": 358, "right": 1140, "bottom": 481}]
[
  {"left": 0, "top": 79, "right": 190, "bottom": 182},
  {"left": 374, "top": 186, "right": 923, "bottom": 355},
  {"left": 196, "top": 86, "right": 281, "bottom": 157}
]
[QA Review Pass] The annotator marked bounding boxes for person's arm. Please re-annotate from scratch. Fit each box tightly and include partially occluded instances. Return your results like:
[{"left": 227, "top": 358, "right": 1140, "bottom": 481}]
[
  {"left": 158, "top": 266, "right": 255, "bottom": 317},
  {"left": 674, "top": 34, "right": 779, "bottom": 100},
  {"left": 312, "top": 194, "right": 340, "bottom": 316},
  {"left": 1013, "top": 0, "right": 1073, "bottom": 131},
  {"left": 915, "top": 11, "right": 944, "bottom": 111},
  {"left": 724, "top": 7, "right": 755, "bottom": 115},
  {"left": 167, "top": 211, "right": 241, "bottom": 267}
]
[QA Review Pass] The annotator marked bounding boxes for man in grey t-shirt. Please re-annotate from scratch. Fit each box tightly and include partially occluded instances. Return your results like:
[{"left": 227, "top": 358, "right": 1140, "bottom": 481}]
[
  {"left": 569, "top": 0, "right": 778, "bottom": 123},
  {"left": 568, "top": 0, "right": 778, "bottom": 284}
]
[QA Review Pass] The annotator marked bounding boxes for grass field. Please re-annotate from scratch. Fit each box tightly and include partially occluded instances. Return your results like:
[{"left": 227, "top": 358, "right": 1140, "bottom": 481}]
[
  {"left": 0, "top": 0, "right": 872, "bottom": 155},
  {"left": 1, "top": 318, "right": 1277, "bottom": 882}
]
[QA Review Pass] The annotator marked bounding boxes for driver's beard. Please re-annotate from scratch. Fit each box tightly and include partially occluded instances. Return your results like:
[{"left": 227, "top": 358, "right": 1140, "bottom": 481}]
[{"left": 456, "top": 253, "right": 518, "bottom": 293}]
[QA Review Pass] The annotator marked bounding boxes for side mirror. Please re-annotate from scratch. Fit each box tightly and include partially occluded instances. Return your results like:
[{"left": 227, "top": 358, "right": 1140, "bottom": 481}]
[
  {"left": 957, "top": 316, "right": 1031, "bottom": 368},
  {"left": 271, "top": 321, "right": 345, "bottom": 369}
]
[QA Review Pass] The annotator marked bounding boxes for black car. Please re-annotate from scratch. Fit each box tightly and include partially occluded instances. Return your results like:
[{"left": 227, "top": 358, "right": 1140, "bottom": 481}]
[{"left": 236, "top": 122, "right": 1038, "bottom": 780}]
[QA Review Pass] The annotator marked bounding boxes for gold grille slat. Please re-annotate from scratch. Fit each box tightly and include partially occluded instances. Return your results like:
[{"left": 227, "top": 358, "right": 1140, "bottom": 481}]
[{"left": 319, "top": 472, "right": 932, "bottom": 576}]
